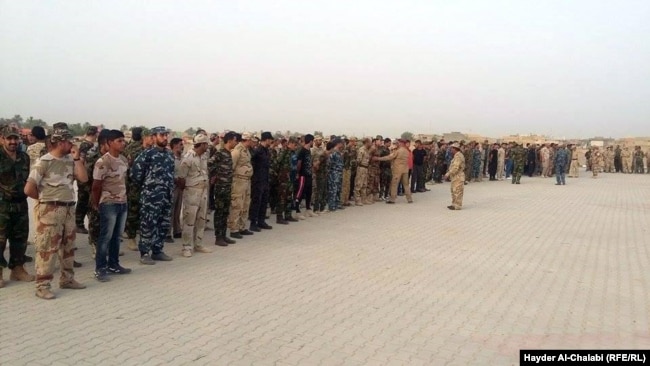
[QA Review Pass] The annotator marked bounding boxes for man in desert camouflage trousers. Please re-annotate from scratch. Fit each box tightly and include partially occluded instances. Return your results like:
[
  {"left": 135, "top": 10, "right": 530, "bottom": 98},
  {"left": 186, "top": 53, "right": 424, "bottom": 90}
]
[{"left": 227, "top": 132, "right": 255, "bottom": 239}]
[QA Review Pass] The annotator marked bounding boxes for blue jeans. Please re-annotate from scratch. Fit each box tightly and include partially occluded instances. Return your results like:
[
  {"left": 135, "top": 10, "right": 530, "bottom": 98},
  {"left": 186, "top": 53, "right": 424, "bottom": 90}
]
[
  {"left": 96, "top": 202, "right": 127, "bottom": 271},
  {"left": 505, "top": 158, "right": 513, "bottom": 178}
]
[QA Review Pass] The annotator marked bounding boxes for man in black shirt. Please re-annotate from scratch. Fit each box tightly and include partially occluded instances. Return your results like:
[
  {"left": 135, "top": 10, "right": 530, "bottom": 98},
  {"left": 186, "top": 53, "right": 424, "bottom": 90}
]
[
  {"left": 294, "top": 134, "right": 315, "bottom": 219},
  {"left": 411, "top": 140, "right": 427, "bottom": 193},
  {"left": 248, "top": 132, "right": 274, "bottom": 232}
]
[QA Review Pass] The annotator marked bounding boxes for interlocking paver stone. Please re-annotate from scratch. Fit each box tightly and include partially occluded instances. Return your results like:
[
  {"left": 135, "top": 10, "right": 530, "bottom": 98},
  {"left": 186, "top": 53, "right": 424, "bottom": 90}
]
[{"left": 1, "top": 172, "right": 649, "bottom": 365}]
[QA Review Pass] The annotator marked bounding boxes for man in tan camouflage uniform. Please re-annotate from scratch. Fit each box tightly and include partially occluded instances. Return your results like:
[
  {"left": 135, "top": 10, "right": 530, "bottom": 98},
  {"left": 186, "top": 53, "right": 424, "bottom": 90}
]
[
  {"left": 24, "top": 123, "right": 88, "bottom": 299},
  {"left": 178, "top": 134, "right": 213, "bottom": 257},
  {"left": 591, "top": 146, "right": 603, "bottom": 178},
  {"left": 444, "top": 143, "right": 465, "bottom": 210},
  {"left": 227, "top": 132, "right": 254, "bottom": 239},
  {"left": 353, "top": 138, "right": 371, "bottom": 206}
]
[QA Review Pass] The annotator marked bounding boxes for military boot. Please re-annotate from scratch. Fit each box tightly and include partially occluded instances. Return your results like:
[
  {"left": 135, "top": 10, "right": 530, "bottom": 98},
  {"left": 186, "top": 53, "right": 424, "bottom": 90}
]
[
  {"left": 35, "top": 288, "right": 56, "bottom": 300},
  {"left": 214, "top": 235, "right": 229, "bottom": 247},
  {"left": 285, "top": 213, "right": 299, "bottom": 222},
  {"left": 10, "top": 265, "right": 35, "bottom": 282},
  {"left": 249, "top": 223, "right": 261, "bottom": 232},
  {"left": 0, "top": 268, "right": 5, "bottom": 288},
  {"left": 127, "top": 238, "right": 138, "bottom": 251},
  {"left": 276, "top": 214, "right": 289, "bottom": 225}
]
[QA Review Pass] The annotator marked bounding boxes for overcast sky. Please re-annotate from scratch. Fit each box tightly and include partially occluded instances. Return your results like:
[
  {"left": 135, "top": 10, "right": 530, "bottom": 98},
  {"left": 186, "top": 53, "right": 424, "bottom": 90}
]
[{"left": 1, "top": 0, "right": 649, "bottom": 138}]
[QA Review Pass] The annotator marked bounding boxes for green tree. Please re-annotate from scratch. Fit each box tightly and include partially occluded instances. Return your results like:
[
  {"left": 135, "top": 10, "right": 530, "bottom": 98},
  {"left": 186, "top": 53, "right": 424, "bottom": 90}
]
[
  {"left": 401, "top": 131, "right": 414, "bottom": 141},
  {"left": 23, "top": 116, "right": 48, "bottom": 128},
  {"left": 120, "top": 124, "right": 129, "bottom": 132},
  {"left": 184, "top": 127, "right": 196, "bottom": 136}
]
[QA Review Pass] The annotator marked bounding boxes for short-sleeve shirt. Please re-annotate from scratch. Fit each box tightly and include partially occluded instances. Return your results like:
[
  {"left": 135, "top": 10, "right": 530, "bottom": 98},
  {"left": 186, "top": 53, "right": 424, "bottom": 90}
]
[
  {"left": 28, "top": 153, "right": 75, "bottom": 202},
  {"left": 93, "top": 153, "right": 128, "bottom": 204},
  {"left": 178, "top": 150, "right": 208, "bottom": 187},
  {"left": 26, "top": 142, "right": 46, "bottom": 168},
  {"left": 296, "top": 147, "right": 312, "bottom": 177}
]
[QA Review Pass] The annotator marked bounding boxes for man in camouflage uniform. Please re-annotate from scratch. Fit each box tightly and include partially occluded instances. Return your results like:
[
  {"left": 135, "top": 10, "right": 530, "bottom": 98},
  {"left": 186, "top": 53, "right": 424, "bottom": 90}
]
[
  {"left": 591, "top": 146, "right": 603, "bottom": 178},
  {"left": 379, "top": 138, "right": 392, "bottom": 199},
  {"left": 227, "top": 132, "right": 255, "bottom": 239},
  {"left": 130, "top": 126, "right": 175, "bottom": 264},
  {"left": 347, "top": 137, "right": 358, "bottom": 205},
  {"left": 444, "top": 143, "right": 465, "bottom": 210},
  {"left": 272, "top": 137, "right": 298, "bottom": 222},
  {"left": 24, "top": 123, "right": 87, "bottom": 299},
  {"left": 511, "top": 142, "right": 526, "bottom": 184},
  {"left": 366, "top": 137, "right": 381, "bottom": 204},
  {"left": 554, "top": 144, "right": 569, "bottom": 185},
  {"left": 124, "top": 127, "right": 151, "bottom": 251},
  {"left": 310, "top": 135, "right": 327, "bottom": 213},
  {"left": 621, "top": 147, "right": 631, "bottom": 173},
  {"left": 340, "top": 138, "right": 353, "bottom": 206},
  {"left": 0, "top": 125, "right": 35, "bottom": 288},
  {"left": 633, "top": 146, "right": 645, "bottom": 174},
  {"left": 327, "top": 139, "right": 345, "bottom": 211},
  {"left": 85, "top": 130, "right": 111, "bottom": 259},
  {"left": 26, "top": 126, "right": 47, "bottom": 168},
  {"left": 74, "top": 126, "right": 98, "bottom": 233},
  {"left": 603, "top": 146, "right": 613, "bottom": 173},
  {"left": 569, "top": 145, "right": 580, "bottom": 178},
  {"left": 353, "top": 138, "right": 371, "bottom": 206},
  {"left": 177, "top": 134, "right": 213, "bottom": 257},
  {"left": 209, "top": 132, "right": 238, "bottom": 246},
  {"left": 433, "top": 142, "right": 447, "bottom": 184}
]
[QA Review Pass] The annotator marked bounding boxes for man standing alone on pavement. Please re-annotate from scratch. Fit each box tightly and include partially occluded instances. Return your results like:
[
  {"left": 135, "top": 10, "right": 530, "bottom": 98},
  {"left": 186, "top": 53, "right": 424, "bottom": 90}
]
[{"left": 444, "top": 143, "right": 465, "bottom": 210}]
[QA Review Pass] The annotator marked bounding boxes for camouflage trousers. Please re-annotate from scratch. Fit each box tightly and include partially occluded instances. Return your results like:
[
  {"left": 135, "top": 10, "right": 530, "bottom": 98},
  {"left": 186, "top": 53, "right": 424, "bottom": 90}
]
[
  {"left": 125, "top": 187, "right": 141, "bottom": 239},
  {"left": 569, "top": 160, "right": 579, "bottom": 177},
  {"left": 88, "top": 206, "right": 99, "bottom": 250},
  {"left": 512, "top": 162, "right": 524, "bottom": 183},
  {"left": 380, "top": 168, "right": 391, "bottom": 198},
  {"left": 213, "top": 184, "right": 231, "bottom": 238},
  {"left": 328, "top": 171, "right": 342, "bottom": 210},
  {"left": 34, "top": 203, "right": 76, "bottom": 290},
  {"left": 0, "top": 200, "right": 28, "bottom": 269},
  {"left": 182, "top": 185, "right": 208, "bottom": 250},
  {"left": 340, "top": 169, "right": 351, "bottom": 204},
  {"left": 75, "top": 184, "right": 90, "bottom": 227},
  {"left": 138, "top": 193, "right": 171, "bottom": 255},
  {"left": 592, "top": 164, "right": 601, "bottom": 177},
  {"left": 275, "top": 181, "right": 293, "bottom": 216},
  {"left": 368, "top": 166, "right": 380, "bottom": 197},
  {"left": 353, "top": 167, "right": 368, "bottom": 204},
  {"left": 450, "top": 177, "right": 464, "bottom": 209},
  {"left": 312, "top": 173, "right": 328, "bottom": 212},
  {"left": 228, "top": 177, "right": 251, "bottom": 232}
]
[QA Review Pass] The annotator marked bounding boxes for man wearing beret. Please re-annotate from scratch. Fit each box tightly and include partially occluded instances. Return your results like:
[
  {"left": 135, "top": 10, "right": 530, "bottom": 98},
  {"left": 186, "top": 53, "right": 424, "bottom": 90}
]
[
  {"left": 130, "top": 126, "right": 175, "bottom": 264},
  {"left": 0, "top": 125, "right": 36, "bottom": 288}
]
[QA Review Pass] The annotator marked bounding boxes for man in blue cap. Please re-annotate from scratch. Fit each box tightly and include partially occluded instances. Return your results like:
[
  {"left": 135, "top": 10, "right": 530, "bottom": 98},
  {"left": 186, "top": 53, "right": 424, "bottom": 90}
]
[{"left": 130, "top": 126, "right": 175, "bottom": 264}]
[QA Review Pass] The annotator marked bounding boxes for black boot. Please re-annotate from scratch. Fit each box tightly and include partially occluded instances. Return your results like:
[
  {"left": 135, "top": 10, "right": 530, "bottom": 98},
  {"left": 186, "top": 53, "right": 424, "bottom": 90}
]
[
  {"left": 285, "top": 214, "right": 298, "bottom": 222},
  {"left": 276, "top": 214, "right": 289, "bottom": 225},
  {"left": 258, "top": 222, "right": 273, "bottom": 230},
  {"left": 249, "top": 223, "right": 261, "bottom": 232}
]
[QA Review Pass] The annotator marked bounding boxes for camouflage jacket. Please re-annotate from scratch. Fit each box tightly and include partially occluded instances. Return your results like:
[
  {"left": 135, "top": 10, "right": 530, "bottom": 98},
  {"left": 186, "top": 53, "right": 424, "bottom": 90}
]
[
  {"left": 555, "top": 148, "right": 569, "bottom": 167},
  {"left": 208, "top": 147, "right": 233, "bottom": 186},
  {"left": 378, "top": 146, "right": 391, "bottom": 169},
  {"left": 84, "top": 145, "right": 102, "bottom": 186},
  {"left": 272, "top": 148, "right": 292, "bottom": 184},
  {"left": 78, "top": 140, "right": 95, "bottom": 160},
  {"left": 0, "top": 148, "right": 29, "bottom": 202},
  {"left": 347, "top": 145, "right": 358, "bottom": 170},
  {"left": 329, "top": 150, "right": 344, "bottom": 174},
  {"left": 124, "top": 140, "right": 143, "bottom": 168},
  {"left": 448, "top": 152, "right": 465, "bottom": 180},
  {"left": 130, "top": 147, "right": 175, "bottom": 199}
]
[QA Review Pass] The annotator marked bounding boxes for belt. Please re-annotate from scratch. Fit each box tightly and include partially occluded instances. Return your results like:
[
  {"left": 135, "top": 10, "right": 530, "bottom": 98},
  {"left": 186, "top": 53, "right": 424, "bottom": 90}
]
[
  {"left": 358, "top": 164, "right": 369, "bottom": 168},
  {"left": 234, "top": 174, "right": 251, "bottom": 180},
  {"left": 40, "top": 201, "right": 76, "bottom": 207}
]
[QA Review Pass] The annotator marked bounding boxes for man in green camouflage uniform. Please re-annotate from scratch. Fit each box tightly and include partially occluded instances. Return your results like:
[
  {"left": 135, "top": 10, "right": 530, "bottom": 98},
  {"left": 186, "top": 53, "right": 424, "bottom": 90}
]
[
  {"left": 511, "top": 142, "right": 526, "bottom": 184},
  {"left": 272, "top": 137, "right": 298, "bottom": 223},
  {"left": 75, "top": 126, "right": 98, "bottom": 233},
  {"left": 310, "top": 136, "right": 328, "bottom": 213},
  {"left": 209, "top": 132, "right": 238, "bottom": 246},
  {"left": 124, "top": 127, "right": 151, "bottom": 251},
  {"left": 0, "top": 125, "right": 35, "bottom": 288}
]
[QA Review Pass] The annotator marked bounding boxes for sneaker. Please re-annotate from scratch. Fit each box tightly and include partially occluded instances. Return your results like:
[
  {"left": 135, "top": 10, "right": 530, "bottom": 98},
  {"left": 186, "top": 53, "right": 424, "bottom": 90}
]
[
  {"left": 59, "top": 279, "right": 86, "bottom": 289},
  {"left": 107, "top": 265, "right": 132, "bottom": 275},
  {"left": 182, "top": 248, "right": 192, "bottom": 257},
  {"left": 151, "top": 252, "right": 173, "bottom": 261},
  {"left": 140, "top": 254, "right": 155, "bottom": 265},
  {"left": 94, "top": 271, "right": 111, "bottom": 282}
]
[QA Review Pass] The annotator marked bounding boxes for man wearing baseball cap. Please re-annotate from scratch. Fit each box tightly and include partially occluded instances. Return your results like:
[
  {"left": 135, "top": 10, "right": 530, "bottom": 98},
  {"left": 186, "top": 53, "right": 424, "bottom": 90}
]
[{"left": 0, "top": 125, "right": 35, "bottom": 288}]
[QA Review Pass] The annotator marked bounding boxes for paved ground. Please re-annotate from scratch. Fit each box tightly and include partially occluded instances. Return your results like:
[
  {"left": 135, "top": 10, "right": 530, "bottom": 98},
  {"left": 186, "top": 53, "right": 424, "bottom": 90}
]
[{"left": 2, "top": 171, "right": 649, "bottom": 365}]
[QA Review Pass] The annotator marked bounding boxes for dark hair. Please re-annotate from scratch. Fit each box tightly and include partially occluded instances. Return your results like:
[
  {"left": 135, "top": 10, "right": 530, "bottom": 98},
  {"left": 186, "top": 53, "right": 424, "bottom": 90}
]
[
  {"left": 303, "top": 134, "right": 314, "bottom": 144},
  {"left": 326, "top": 141, "right": 335, "bottom": 151},
  {"left": 223, "top": 132, "right": 237, "bottom": 143},
  {"left": 131, "top": 127, "right": 143, "bottom": 142},
  {"left": 98, "top": 129, "right": 112, "bottom": 146},
  {"left": 170, "top": 138, "right": 183, "bottom": 148},
  {"left": 106, "top": 129, "right": 124, "bottom": 143},
  {"left": 415, "top": 140, "right": 421, "bottom": 144},
  {"left": 31, "top": 126, "right": 46, "bottom": 140}
]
